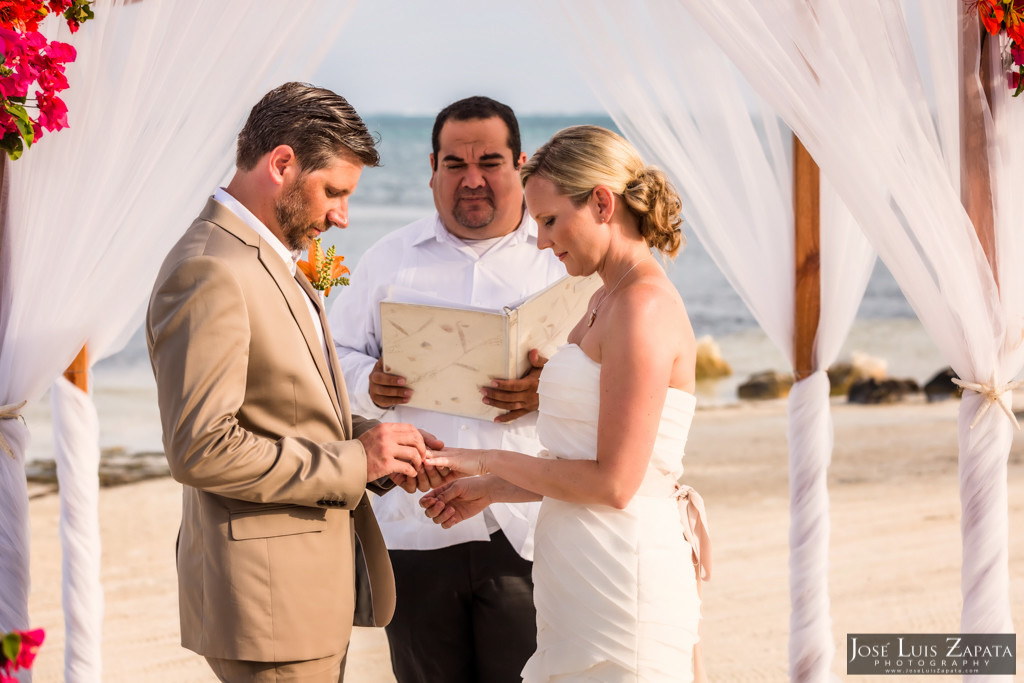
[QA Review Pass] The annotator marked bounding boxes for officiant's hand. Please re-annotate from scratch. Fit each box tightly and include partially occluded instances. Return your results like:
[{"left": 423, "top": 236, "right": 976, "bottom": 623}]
[
  {"left": 368, "top": 357, "right": 412, "bottom": 409},
  {"left": 420, "top": 477, "right": 492, "bottom": 529},
  {"left": 483, "top": 349, "right": 547, "bottom": 424},
  {"left": 360, "top": 422, "right": 427, "bottom": 481}
]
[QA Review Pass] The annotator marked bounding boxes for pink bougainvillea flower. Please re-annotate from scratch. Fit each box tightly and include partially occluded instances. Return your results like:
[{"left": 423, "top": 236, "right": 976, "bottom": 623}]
[
  {"left": 0, "top": 0, "right": 92, "bottom": 159},
  {"left": 22, "top": 29, "right": 45, "bottom": 50},
  {"left": 36, "top": 92, "right": 68, "bottom": 131},
  {"left": 43, "top": 39, "right": 75, "bottom": 63},
  {"left": 0, "top": 70, "right": 34, "bottom": 99},
  {"left": 36, "top": 65, "right": 68, "bottom": 93},
  {"left": 1012, "top": 42, "right": 1024, "bottom": 66},
  {"left": 14, "top": 629, "right": 44, "bottom": 670},
  {"left": 0, "top": 26, "right": 24, "bottom": 57}
]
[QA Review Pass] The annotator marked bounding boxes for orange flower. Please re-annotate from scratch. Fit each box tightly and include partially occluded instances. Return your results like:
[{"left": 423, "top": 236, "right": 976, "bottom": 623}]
[
  {"left": 976, "top": 0, "right": 1005, "bottom": 34},
  {"left": 296, "top": 260, "right": 313, "bottom": 281},
  {"left": 1005, "top": 0, "right": 1024, "bottom": 44},
  {"left": 297, "top": 238, "right": 350, "bottom": 297}
]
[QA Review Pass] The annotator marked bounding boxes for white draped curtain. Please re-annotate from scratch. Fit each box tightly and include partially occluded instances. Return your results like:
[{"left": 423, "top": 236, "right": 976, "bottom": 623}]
[
  {"left": 0, "top": 0, "right": 356, "bottom": 678},
  {"left": 672, "top": 0, "right": 1021, "bottom": 680},
  {"left": 546, "top": 1, "right": 875, "bottom": 679}
]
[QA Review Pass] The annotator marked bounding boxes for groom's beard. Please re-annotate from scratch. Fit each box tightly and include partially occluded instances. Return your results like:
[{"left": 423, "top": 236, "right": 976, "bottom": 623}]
[{"left": 275, "top": 176, "right": 330, "bottom": 251}]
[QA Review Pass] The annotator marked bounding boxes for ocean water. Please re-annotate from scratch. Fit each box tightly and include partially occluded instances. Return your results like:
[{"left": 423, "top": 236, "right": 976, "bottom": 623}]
[{"left": 23, "top": 115, "right": 944, "bottom": 461}]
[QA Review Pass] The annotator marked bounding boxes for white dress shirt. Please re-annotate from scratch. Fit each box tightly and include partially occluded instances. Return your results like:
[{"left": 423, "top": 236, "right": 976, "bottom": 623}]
[
  {"left": 329, "top": 211, "right": 566, "bottom": 560},
  {"left": 212, "top": 188, "right": 333, "bottom": 372}
]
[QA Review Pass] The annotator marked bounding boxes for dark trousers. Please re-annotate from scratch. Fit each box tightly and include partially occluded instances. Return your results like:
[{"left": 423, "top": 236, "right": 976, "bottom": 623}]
[{"left": 386, "top": 530, "right": 537, "bottom": 683}]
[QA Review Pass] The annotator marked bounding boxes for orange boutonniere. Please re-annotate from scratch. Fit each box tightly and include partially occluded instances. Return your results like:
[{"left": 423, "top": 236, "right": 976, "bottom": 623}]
[{"left": 297, "top": 237, "right": 350, "bottom": 297}]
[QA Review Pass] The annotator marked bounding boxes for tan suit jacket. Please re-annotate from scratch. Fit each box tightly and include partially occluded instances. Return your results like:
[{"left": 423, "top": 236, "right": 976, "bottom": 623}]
[{"left": 146, "top": 198, "right": 395, "bottom": 662}]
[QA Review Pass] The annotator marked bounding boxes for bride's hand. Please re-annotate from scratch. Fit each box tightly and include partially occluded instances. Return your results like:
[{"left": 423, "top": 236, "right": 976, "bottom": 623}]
[
  {"left": 424, "top": 447, "right": 489, "bottom": 476},
  {"left": 420, "top": 477, "right": 492, "bottom": 529}
]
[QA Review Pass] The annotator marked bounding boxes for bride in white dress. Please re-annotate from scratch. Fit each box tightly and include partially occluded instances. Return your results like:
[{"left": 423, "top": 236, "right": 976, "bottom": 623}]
[{"left": 421, "top": 125, "right": 710, "bottom": 682}]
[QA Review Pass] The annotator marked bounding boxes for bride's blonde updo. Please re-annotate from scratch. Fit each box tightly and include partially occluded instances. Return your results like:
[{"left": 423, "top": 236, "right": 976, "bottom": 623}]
[{"left": 519, "top": 125, "right": 684, "bottom": 258}]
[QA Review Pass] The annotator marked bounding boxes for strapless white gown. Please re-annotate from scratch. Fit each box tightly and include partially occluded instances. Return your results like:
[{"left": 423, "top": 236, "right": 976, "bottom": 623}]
[{"left": 521, "top": 344, "right": 702, "bottom": 683}]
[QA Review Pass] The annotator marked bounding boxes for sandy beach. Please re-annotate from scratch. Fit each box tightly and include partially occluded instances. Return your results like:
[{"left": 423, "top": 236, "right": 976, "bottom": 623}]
[{"left": 25, "top": 394, "right": 1024, "bottom": 682}]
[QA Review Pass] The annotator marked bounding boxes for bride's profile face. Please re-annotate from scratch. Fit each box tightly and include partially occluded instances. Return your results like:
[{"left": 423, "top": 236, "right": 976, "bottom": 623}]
[{"left": 526, "top": 176, "right": 605, "bottom": 277}]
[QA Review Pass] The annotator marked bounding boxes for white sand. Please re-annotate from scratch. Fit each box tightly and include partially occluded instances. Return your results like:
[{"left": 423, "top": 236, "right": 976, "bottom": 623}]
[{"left": 26, "top": 396, "right": 1024, "bottom": 681}]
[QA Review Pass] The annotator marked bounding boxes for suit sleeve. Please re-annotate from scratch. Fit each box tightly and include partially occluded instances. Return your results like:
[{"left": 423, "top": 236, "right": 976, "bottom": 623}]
[{"left": 147, "top": 255, "right": 367, "bottom": 509}]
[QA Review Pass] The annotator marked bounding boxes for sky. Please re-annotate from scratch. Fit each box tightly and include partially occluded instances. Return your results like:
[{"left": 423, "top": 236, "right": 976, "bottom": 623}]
[{"left": 312, "top": 0, "right": 604, "bottom": 116}]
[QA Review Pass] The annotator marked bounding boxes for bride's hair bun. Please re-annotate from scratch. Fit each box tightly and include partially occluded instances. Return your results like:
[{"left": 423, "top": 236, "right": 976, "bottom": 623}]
[
  {"left": 520, "top": 125, "right": 685, "bottom": 258},
  {"left": 623, "top": 166, "right": 683, "bottom": 258}
]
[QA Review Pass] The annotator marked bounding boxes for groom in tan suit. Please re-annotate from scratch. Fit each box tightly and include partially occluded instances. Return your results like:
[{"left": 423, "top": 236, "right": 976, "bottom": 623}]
[{"left": 147, "top": 83, "right": 439, "bottom": 682}]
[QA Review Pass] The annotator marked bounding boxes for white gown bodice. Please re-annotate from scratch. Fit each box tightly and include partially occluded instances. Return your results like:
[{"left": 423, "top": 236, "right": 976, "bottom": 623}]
[{"left": 536, "top": 343, "right": 696, "bottom": 491}]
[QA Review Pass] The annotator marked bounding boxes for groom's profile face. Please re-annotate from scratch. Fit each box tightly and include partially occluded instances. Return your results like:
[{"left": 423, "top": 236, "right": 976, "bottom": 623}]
[{"left": 274, "top": 152, "right": 363, "bottom": 251}]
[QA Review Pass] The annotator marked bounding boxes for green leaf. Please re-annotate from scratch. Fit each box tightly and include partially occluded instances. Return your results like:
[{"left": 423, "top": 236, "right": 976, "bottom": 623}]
[
  {"left": 1015, "top": 69, "right": 1024, "bottom": 97},
  {"left": 6, "top": 103, "right": 34, "bottom": 146},
  {"left": 6, "top": 102, "right": 31, "bottom": 125},
  {"left": 1, "top": 632, "right": 21, "bottom": 663},
  {"left": 2, "top": 132, "right": 24, "bottom": 161}
]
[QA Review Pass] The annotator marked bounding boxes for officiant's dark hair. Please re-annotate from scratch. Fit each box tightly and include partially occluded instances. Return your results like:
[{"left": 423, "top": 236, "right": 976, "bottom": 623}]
[
  {"left": 521, "top": 125, "right": 684, "bottom": 258},
  {"left": 431, "top": 96, "right": 521, "bottom": 170},
  {"left": 236, "top": 82, "right": 380, "bottom": 172}
]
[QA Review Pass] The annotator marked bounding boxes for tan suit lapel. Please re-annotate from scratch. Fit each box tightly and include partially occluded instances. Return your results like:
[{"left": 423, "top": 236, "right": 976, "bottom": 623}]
[{"left": 198, "top": 199, "right": 345, "bottom": 429}]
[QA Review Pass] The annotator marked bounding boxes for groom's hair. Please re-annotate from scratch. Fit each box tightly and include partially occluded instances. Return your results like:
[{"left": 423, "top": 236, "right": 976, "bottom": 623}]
[
  {"left": 431, "top": 95, "right": 521, "bottom": 170},
  {"left": 236, "top": 82, "right": 380, "bottom": 172}
]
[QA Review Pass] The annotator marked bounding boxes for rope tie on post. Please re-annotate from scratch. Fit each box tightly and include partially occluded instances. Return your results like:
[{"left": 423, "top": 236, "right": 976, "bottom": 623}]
[
  {"left": 951, "top": 376, "right": 1024, "bottom": 430},
  {"left": 0, "top": 400, "right": 28, "bottom": 458}
]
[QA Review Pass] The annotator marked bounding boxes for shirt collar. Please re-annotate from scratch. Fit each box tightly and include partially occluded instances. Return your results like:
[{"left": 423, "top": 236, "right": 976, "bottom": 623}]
[
  {"left": 213, "top": 187, "right": 299, "bottom": 276},
  {"left": 411, "top": 206, "right": 538, "bottom": 249}
]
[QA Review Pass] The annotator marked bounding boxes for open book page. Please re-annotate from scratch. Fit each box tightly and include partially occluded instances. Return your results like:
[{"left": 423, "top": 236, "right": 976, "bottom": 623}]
[
  {"left": 380, "top": 274, "right": 601, "bottom": 420},
  {"left": 512, "top": 274, "right": 601, "bottom": 376}
]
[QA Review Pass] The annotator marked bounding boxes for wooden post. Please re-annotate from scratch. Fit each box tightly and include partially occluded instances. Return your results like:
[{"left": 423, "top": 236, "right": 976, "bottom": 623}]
[
  {"left": 63, "top": 344, "right": 88, "bottom": 392},
  {"left": 793, "top": 136, "right": 821, "bottom": 381},
  {"left": 0, "top": 156, "right": 6, "bottom": 268},
  {"left": 959, "top": 14, "right": 998, "bottom": 283}
]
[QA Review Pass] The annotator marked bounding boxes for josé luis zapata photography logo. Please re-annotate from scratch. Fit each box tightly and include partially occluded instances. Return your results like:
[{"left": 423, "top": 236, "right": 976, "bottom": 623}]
[{"left": 847, "top": 634, "right": 1015, "bottom": 675}]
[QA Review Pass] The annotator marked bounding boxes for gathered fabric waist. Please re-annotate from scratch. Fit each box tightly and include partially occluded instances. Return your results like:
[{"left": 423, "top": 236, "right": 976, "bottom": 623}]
[{"left": 543, "top": 450, "right": 712, "bottom": 582}]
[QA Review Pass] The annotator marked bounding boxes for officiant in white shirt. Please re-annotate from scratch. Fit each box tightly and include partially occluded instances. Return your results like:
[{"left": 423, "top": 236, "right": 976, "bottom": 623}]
[{"left": 329, "top": 96, "right": 564, "bottom": 683}]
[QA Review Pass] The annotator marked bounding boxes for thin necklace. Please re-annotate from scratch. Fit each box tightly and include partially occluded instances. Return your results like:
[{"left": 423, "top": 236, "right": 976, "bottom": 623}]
[{"left": 587, "top": 255, "right": 653, "bottom": 327}]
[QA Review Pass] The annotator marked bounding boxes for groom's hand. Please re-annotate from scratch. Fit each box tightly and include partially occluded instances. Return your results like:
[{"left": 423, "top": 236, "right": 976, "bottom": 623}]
[
  {"left": 369, "top": 357, "right": 412, "bottom": 409},
  {"left": 483, "top": 349, "right": 547, "bottom": 424},
  {"left": 389, "top": 429, "right": 453, "bottom": 493},
  {"left": 359, "top": 422, "right": 425, "bottom": 482}
]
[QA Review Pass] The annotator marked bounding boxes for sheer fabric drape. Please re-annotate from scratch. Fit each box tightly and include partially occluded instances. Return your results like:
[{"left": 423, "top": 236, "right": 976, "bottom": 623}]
[
  {"left": 546, "top": 2, "right": 874, "bottom": 680},
  {"left": 0, "top": 0, "right": 356, "bottom": 678},
  {"left": 674, "top": 0, "right": 1021, "bottom": 679}
]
